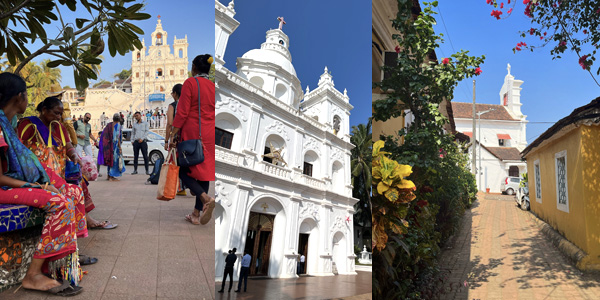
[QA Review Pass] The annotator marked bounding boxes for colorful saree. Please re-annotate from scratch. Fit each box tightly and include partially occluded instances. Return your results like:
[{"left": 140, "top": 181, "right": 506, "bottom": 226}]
[
  {"left": 108, "top": 123, "right": 125, "bottom": 178},
  {"left": 0, "top": 111, "right": 86, "bottom": 285}
]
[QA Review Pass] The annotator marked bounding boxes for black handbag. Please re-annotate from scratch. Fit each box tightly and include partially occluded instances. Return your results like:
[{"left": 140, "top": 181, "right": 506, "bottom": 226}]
[{"left": 177, "top": 78, "right": 205, "bottom": 167}]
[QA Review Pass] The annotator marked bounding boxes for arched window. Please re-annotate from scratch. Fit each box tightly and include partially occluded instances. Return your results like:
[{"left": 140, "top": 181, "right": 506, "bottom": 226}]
[
  {"left": 136, "top": 72, "right": 139, "bottom": 78},
  {"left": 333, "top": 115, "right": 341, "bottom": 135},
  {"left": 179, "top": 49, "right": 183, "bottom": 58},
  {"left": 303, "top": 150, "right": 320, "bottom": 178},
  {"left": 156, "top": 33, "right": 163, "bottom": 45},
  {"left": 160, "top": 86, "right": 165, "bottom": 92},
  {"left": 249, "top": 76, "right": 264, "bottom": 89},
  {"left": 136, "top": 52, "right": 140, "bottom": 61},
  {"left": 275, "top": 83, "right": 287, "bottom": 99},
  {"left": 157, "top": 68, "right": 163, "bottom": 77}
]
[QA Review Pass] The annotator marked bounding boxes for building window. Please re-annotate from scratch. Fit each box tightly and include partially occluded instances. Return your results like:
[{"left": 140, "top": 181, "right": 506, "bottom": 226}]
[
  {"left": 179, "top": 49, "right": 183, "bottom": 58},
  {"left": 157, "top": 68, "right": 163, "bottom": 77},
  {"left": 180, "top": 69, "right": 184, "bottom": 75},
  {"left": 145, "top": 71, "right": 149, "bottom": 77},
  {"left": 216, "top": 128, "right": 233, "bottom": 149},
  {"left": 555, "top": 150, "right": 569, "bottom": 212},
  {"left": 136, "top": 72, "right": 139, "bottom": 78},
  {"left": 534, "top": 159, "right": 541, "bottom": 203},
  {"left": 263, "top": 147, "right": 273, "bottom": 164},
  {"left": 498, "top": 139, "right": 505, "bottom": 146},
  {"left": 160, "top": 86, "right": 165, "bottom": 92},
  {"left": 333, "top": 115, "right": 341, "bottom": 135},
  {"left": 508, "top": 166, "right": 519, "bottom": 177},
  {"left": 303, "top": 162, "right": 313, "bottom": 177},
  {"left": 170, "top": 70, "right": 174, "bottom": 76},
  {"left": 136, "top": 52, "right": 141, "bottom": 61},
  {"left": 156, "top": 33, "right": 163, "bottom": 45}
]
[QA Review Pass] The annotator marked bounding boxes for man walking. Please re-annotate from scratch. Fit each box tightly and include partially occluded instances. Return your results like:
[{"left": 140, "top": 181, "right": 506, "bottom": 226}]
[
  {"left": 100, "top": 111, "right": 107, "bottom": 127},
  {"left": 235, "top": 251, "right": 251, "bottom": 292},
  {"left": 300, "top": 254, "right": 306, "bottom": 274},
  {"left": 131, "top": 111, "right": 150, "bottom": 175},
  {"left": 218, "top": 248, "right": 237, "bottom": 293},
  {"left": 75, "top": 112, "right": 99, "bottom": 157}
]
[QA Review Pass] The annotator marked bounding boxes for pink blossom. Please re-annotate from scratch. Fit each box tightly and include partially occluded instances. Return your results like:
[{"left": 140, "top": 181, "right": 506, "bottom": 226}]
[
  {"left": 540, "top": 36, "right": 544, "bottom": 40},
  {"left": 579, "top": 55, "right": 588, "bottom": 69},
  {"left": 500, "top": 2, "right": 504, "bottom": 8},
  {"left": 474, "top": 67, "right": 482, "bottom": 75},
  {"left": 529, "top": 28, "right": 535, "bottom": 35},
  {"left": 525, "top": 3, "right": 533, "bottom": 17},
  {"left": 559, "top": 41, "right": 567, "bottom": 47},
  {"left": 442, "top": 58, "right": 450, "bottom": 65},
  {"left": 544, "top": 32, "right": 547, "bottom": 36},
  {"left": 508, "top": 0, "right": 511, "bottom": 3},
  {"left": 515, "top": 46, "right": 521, "bottom": 51},
  {"left": 507, "top": 8, "right": 513, "bottom": 14},
  {"left": 523, "top": 0, "right": 529, "bottom": 3},
  {"left": 486, "top": 0, "right": 492, "bottom": 4},
  {"left": 583, "top": 29, "right": 588, "bottom": 34},
  {"left": 395, "top": 45, "right": 400, "bottom": 54}
]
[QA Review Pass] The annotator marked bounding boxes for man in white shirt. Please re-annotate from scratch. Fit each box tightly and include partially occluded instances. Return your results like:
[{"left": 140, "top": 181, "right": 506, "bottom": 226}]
[
  {"left": 235, "top": 251, "right": 251, "bottom": 292},
  {"left": 300, "top": 254, "right": 306, "bottom": 274},
  {"left": 131, "top": 112, "right": 150, "bottom": 175}
]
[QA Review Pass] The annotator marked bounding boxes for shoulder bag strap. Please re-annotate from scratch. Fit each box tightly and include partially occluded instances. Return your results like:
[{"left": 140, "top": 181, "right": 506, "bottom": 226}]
[
  {"left": 195, "top": 78, "right": 202, "bottom": 140},
  {"left": 49, "top": 120, "right": 66, "bottom": 147},
  {"left": 20, "top": 123, "right": 39, "bottom": 143}
]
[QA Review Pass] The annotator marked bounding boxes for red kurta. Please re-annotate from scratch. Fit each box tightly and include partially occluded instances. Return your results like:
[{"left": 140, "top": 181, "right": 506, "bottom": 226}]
[{"left": 172, "top": 76, "right": 215, "bottom": 181}]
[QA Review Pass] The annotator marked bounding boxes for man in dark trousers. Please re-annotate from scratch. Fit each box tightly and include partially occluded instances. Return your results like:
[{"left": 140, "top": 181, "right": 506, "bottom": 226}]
[
  {"left": 131, "top": 111, "right": 150, "bottom": 175},
  {"left": 218, "top": 248, "right": 237, "bottom": 293},
  {"left": 235, "top": 251, "right": 251, "bottom": 292}
]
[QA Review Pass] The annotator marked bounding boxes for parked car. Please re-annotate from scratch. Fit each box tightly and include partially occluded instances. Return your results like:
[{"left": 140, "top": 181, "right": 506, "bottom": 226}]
[
  {"left": 121, "top": 129, "right": 166, "bottom": 165},
  {"left": 501, "top": 176, "right": 521, "bottom": 195},
  {"left": 515, "top": 182, "right": 530, "bottom": 211}
]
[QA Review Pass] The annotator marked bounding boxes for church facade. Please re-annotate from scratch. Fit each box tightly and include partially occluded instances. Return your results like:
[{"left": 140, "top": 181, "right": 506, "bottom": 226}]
[
  {"left": 69, "top": 17, "right": 187, "bottom": 130},
  {"left": 214, "top": 0, "right": 358, "bottom": 280},
  {"left": 453, "top": 64, "right": 528, "bottom": 193}
]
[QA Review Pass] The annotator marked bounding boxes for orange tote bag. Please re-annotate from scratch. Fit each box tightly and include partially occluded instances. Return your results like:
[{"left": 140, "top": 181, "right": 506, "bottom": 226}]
[{"left": 157, "top": 149, "right": 179, "bottom": 201}]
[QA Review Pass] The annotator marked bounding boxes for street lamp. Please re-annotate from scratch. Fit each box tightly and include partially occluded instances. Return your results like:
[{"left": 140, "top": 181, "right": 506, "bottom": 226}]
[{"left": 476, "top": 108, "right": 495, "bottom": 191}]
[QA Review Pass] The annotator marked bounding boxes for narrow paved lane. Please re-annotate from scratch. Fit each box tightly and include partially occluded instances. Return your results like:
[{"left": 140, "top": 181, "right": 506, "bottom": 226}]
[{"left": 438, "top": 194, "right": 600, "bottom": 300}]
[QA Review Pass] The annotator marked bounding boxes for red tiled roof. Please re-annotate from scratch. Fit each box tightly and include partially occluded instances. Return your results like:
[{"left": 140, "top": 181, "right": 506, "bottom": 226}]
[
  {"left": 451, "top": 102, "right": 517, "bottom": 121},
  {"left": 463, "top": 131, "right": 473, "bottom": 137},
  {"left": 497, "top": 133, "right": 511, "bottom": 140},
  {"left": 484, "top": 146, "right": 522, "bottom": 161}
]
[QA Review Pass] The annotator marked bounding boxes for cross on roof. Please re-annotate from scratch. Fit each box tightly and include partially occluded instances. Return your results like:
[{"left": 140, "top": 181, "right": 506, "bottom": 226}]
[
  {"left": 277, "top": 16, "right": 286, "bottom": 30},
  {"left": 157, "top": 15, "right": 161, "bottom": 19}
]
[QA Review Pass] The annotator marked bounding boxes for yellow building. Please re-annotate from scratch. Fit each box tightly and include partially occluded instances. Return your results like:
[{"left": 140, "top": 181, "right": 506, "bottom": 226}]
[{"left": 522, "top": 98, "right": 600, "bottom": 271}]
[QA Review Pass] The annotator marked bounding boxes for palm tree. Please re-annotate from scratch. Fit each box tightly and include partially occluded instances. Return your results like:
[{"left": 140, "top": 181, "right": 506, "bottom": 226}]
[{"left": 350, "top": 119, "right": 373, "bottom": 246}]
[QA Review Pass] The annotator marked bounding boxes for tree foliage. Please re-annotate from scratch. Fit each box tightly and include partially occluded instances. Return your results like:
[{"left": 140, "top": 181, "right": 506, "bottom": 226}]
[
  {"left": 0, "top": 57, "right": 61, "bottom": 117},
  {"left": 488, "top": 0, "right": 600, "bottom": 86},
  {"left": 0, "top": 0, "right": 150, "bottom": 90},
  {"left": 114, "top": 68, "right": 131, "bottom": 80},
  {"left": 350, "top": 120, "right": 373, "bottom": 246},
  {"left": 372, "top": 1, "right": 480, "bottom": 298}
]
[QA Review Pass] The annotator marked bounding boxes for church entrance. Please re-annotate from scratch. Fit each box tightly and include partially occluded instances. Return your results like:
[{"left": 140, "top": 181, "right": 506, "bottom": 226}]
[
  {"left": 244, "top": 212, "right": 275, "bottom": 276},
  {"left": 297, "top": 233, "right": 309, "bottom": 275}
]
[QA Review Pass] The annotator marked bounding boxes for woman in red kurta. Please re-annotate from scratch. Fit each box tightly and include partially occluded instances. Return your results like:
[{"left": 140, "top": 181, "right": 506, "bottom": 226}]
[{"left": 169, "top": 54, "right": 215, "bottom": 225}]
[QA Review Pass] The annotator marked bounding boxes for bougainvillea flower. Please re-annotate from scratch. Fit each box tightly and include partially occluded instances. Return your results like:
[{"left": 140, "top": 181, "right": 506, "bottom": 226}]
[
  {"left": 560, "top": 41, "right": 567, "bottom": 47},
  {"left": 508, "top": 0, "right": 511, "bottom": 3},
  {"left": 474, "top": 67, "right": 482, "bottom": 75},
  {"left": 515, "top": 46, "right": 521, "bottom": 51},
  {"left": 529, "top": 28, "right": 535, "bottom": 35},
  {"left": 583, "top": 29, "right": 588, "bottom": 34},
  {"left": 579, "top": 55, "right": 588, "bottom": 69},
  {"left": 500, "top": 2, "right": 504, "bottom": 8},
  {"left": 442, "top": 58, "right": 449, "bottom": 64},
  {"left": 523, "top": 0, "right": 529, "bottom": 3},
  {"left": 486, "top": 0, "right": 492, "bottom": 4},
  {"left": 395, "top": 45, "right": 400, "bottom": 54},
  {"left": 507, "top": 8, "right": 513, "bottom": 14},
  {"left": 525, "top": 3, "right": 532, "bottom": 17},
  {"left": 491, "top": 10, "right": 502, "bottom": 19}
]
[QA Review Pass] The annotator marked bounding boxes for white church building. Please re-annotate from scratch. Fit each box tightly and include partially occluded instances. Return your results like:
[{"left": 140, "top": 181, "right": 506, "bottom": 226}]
[
  {"left": 214, "top": 0, "right": 358, "bottom": 280},
  {"left": 453, "top": 64, "right": 528, "bottom": 193},
  {"left": 69, "top": 17, "right": 188, "bottom": 130}
]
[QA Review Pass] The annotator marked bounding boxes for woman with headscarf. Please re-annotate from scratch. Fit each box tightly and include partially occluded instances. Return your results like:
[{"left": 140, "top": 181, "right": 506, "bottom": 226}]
[
  {"left": 167, "top": 54, "right": 215, "bottom": 225},
  {"left": 0, "top": 72, "right": 85, "bottom": 296},
  {"left": 100, "top": 113, "right": 125, "bottom": 181}
]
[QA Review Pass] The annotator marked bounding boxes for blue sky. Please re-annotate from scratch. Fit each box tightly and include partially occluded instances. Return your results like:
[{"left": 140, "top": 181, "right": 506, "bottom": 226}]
[
  {"left": 430, "top": 1, "right": 600, "bottom": 143},
  {"left": 217, "top": 0, "right": 372, "bottom": 128},
  {"left": 33, "top": 1, "right": 214, "bottom": 89}
]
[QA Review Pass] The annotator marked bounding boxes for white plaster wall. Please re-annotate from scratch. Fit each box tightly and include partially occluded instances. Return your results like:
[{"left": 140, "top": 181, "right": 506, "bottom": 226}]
[{"left": 455, "top": 119, "right": 527, "bottom": 151}]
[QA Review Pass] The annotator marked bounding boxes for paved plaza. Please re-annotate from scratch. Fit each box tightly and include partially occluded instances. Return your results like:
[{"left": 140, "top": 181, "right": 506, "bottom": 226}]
[
  {"left": 437, "top": 193, "right": 600, "bottom": 299},
  {"left": 214, "top": 270, "right": 372, "bottom": 300},
  {"left": 1, "top": 171, "right": 215, "bottom": 300}
]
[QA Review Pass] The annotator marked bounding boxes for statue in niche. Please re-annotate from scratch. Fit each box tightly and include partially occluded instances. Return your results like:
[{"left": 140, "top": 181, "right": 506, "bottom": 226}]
[
  {"left": 262, "top": 142, "right": 288, "bottom": 167},
  {"left": 333, "top": 115, "right": 341, "bottom": 135}
]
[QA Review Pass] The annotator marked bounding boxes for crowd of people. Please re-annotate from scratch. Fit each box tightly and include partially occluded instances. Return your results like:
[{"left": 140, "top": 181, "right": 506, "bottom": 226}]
[{"left": 0, "top": 54, "right": 215, "bottom": 296}]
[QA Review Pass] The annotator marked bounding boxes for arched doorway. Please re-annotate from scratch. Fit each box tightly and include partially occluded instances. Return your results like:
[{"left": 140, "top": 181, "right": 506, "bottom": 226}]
[
  {"left": 244, "top": 212, "right": 274, "bottom": 276},
  {"left": 332, "top": 231, "right": 347, "bottom": 274},
  {"left": 298, "top": 218, "right": 319, "bottom": 275}
]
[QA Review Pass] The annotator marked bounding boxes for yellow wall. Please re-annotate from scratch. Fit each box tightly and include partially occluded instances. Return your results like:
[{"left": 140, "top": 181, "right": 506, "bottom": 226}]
[
  {"left": 526, "top": 128, "right": 588, "bottom": 253},
  {"left": 582, "top": 126, "right": 600, "bottom": 267}
]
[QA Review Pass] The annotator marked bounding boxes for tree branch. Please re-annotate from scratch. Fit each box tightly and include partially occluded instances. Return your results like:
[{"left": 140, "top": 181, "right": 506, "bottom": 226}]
[{"left": 0, "top": 0, "right": 33, "bottom": 21}]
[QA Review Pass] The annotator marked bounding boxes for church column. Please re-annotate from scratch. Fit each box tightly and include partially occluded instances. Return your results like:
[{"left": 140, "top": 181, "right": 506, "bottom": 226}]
[
  {"left": 320, "top": 204, "right": 333, "bottom": 275},
  {"left": 226, "top": 182, "right": 252, "bottom": 281},
  {"left": 282, "top": 196, "right": 302, "bottom": 278},
  {"left": 245, "top": 103, "right": 263, "bottom": 152}
]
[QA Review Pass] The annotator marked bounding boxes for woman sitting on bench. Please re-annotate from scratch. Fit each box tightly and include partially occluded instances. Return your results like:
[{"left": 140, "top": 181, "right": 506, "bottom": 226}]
[{"left": 0, "top": 72, "right": 86, "bottom": 296}]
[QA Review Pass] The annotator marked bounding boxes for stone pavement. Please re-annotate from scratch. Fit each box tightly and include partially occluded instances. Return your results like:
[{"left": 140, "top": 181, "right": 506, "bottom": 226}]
[
  {"left": 214, "top": 271, "right": 372, "bottom": 300},
  {"left": 437, "top": 193, "right": 600, "bottom": 299},
  {"left": 1, "top": 171, "right": 215, "bottom": 300}
]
